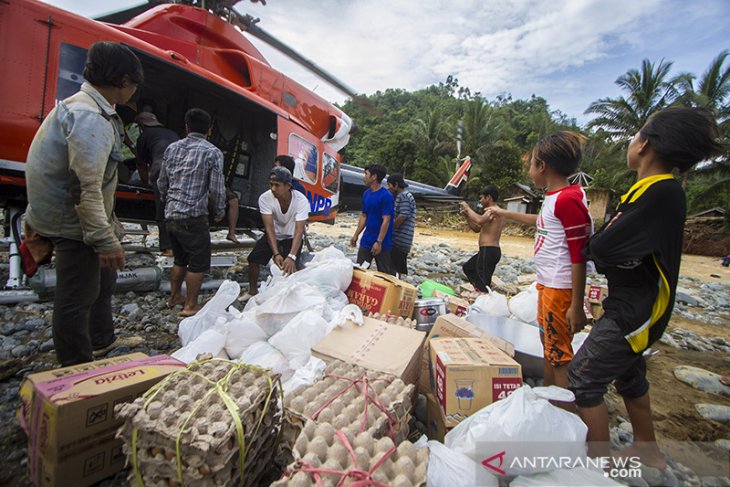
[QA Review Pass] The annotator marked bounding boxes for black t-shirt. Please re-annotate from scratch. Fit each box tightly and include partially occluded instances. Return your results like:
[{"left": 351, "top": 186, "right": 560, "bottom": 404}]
[
  {"left": 136, "top": 126, "right": 179, "bottom": 182},
  {"left": 585, "top": 176, "right": 685, "bottom": 352}
]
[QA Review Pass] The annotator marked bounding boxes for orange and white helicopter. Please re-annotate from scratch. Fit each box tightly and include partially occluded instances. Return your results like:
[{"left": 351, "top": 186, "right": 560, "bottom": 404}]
[{"left": 0, "top": 0, "right": 357, "bottom": 287}]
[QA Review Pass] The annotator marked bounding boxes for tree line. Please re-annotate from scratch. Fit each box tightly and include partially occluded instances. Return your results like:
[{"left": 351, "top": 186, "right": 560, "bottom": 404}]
[{"left": 338, "top": 50, "right": 729, "bottom": 219}]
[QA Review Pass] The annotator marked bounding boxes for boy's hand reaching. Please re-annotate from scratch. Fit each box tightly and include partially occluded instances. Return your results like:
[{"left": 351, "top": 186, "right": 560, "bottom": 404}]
[
  {"left": 484, "top": 206, "right": 505, "bottom": 221},
  {"left": 566, "top": 303, "right": 587, "bottom": 334}
]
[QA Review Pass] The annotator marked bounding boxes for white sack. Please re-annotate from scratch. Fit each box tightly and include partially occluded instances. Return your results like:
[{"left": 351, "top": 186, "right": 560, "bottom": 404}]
[
  {"left": 510, "top": 467, "right": 622, "bottom": 486},
  {"left": 508, "top": 282, "right": 538, "bottom": 324},
  {"left": 288, "top": 245, "right": 353, "bottom": 297},
  {"left": 178, "top": 280, "right": 240, "bottom": 346},
  {"left": 172, "top": 328, "right": 227, "bottom": 364},
  {"left": 224, "top": 310, "right": 268, "bottom": 359},
  {"left": 238, "top": 341, "right": 293, "bottom": 381},
  {"left": 249, "top": 282, "right": 327, "bottom": 336},
  {"left": 445, "top": 385, "right": 587, "bottom": 476},
  {"left": 281, "top": 356, "right": 327, "bottom": 396},
  {"left": 468, "top": 288, "right": 510, "bottom": 318},
  {"left": 427, "top": 441, "right": 498, "bottom": 487},
  {"left": 269, "top": 310, "right": 329, "bottom": 369}
]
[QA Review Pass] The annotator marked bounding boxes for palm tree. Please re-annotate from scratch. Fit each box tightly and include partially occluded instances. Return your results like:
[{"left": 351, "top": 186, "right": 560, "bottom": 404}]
[
  {"left": 676, "top": 50, "right": 730, "bottom": 123},
  {"left": 585, "top": 59, "right": 678, "bottom": 140},
  {"left": 409, "top": 107, "right": 452, "bottom": 178}
]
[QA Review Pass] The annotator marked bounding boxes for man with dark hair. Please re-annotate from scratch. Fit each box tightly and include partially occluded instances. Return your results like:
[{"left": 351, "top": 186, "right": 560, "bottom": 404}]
[
  {"left": 459, "top": 185, "right": 504, "bottom": 292},
  {"left": 135, "top": 111, "right": 179, "bottom": 255},
  {"left": 247, "top": 166, "right": 310, "bottom": 295},
  {"left": 25, "top": 42, "right": 144, "bottom": 366},
  {"left": 350, "top": 164, "right": 395, "bottom": 275},
  {"left": 274, "top": 154, "right": 307, "bottom": 195},
  {"left": 386, "top": 173, "right": 416, "bottom": 277},
  {"left": 158, "top": 108, "right": 226, "bottom": 316},
  {"left": 569, "top": 108, "right": 723, "bottom": 469}
]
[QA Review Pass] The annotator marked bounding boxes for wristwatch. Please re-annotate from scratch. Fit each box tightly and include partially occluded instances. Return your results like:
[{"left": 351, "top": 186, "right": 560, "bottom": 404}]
[{"left": 287, "top": 254, "right": 297, "bottom": 261}]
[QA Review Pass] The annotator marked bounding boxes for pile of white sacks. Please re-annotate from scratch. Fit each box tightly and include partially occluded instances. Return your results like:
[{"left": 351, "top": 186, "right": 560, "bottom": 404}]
[{"left": 171, "top": 246, "right": 360, "bottom": 394}]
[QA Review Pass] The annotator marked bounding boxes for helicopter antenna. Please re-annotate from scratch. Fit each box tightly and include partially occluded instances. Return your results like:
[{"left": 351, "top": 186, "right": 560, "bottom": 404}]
[{"left": 456, "top": 120, "right": 463, "bottom": 168}]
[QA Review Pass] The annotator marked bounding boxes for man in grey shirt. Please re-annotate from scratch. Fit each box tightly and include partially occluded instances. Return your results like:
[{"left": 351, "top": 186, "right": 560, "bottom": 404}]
[{"left": 25, "top": 42, "right": 144, "bottom": 366}]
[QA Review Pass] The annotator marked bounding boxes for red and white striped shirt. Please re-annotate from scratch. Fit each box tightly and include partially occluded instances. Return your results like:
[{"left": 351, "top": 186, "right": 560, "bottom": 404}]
[{"left": 534, "top": 185, "right": 593, "bottom": 289}]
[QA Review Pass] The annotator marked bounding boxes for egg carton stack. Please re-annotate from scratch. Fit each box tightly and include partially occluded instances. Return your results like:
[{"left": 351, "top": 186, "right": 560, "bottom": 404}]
[
  {"left": 116, "top": 358, "right": 281, "bottom": 487},
  {"left": 368, "top": 311, "right": 417, "bottom": 329},
  {"left": 279, "top": 361, "right": 414, "bottom": 465},
  {"left": 272, "top": 421, "right": 428, "bottom": 487}
]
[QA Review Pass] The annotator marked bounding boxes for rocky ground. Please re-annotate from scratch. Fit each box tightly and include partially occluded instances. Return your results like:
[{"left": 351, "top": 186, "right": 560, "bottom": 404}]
[{"left": 0, "top": 212, "right": 728, "bottom": 486}]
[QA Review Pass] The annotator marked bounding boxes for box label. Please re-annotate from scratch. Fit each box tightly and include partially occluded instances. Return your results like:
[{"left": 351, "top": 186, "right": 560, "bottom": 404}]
[
  {"left": 492, "top": 377, "right": 523, "bottom": 401},
  {"left": 346, "top": 279, "right": 387, "bottom": 313}
]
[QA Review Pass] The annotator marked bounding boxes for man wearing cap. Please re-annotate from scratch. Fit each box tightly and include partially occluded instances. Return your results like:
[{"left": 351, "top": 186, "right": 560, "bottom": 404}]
[
  {"left": 247, "top": 166, "right": 310, "bottom": 295},
  {"left": 135, "top": 111, "right": 179, "bottom": 255},
  {"left": 387, "top": 173, "right": 416, "bottom": 277},
  {"left": 158, "top": 108, "right": 225, "bottom": 316}
]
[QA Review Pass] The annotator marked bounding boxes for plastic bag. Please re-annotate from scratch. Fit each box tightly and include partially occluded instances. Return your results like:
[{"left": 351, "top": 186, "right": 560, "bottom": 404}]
[
  {"left": 249, "top": 282, "right": 327, "bottom": 336},
  {"left": 468, "top": 288, "right": 510, "bottom": 318},
  {"left": 281, "top": 356, "right": 327, "bottom": 396},
  {"left": 239, "top": 341, "right": 293, "bottom": 381},
  {"left": 172, "top": 328, "right": 227, "bottom": 364},
  {"left": 269, "top": 310, "right": 329, "bottom": 369},
  {"left": 510, "top": 467, "right": 622, "bottom": 486},
  {"left": 289, "top": 245, "right": 353, "bottom": 297},
  {"left": 427, "top": 441, "right": 498, "bottom": 487},
  {"left": 178, "top": 280, "right": 240, "bottom": 346},
  {"left": 327, "top": 303, "right": 364, "bottom": 333},
  {"left": 508, "top": 282, "right": 538, "bottom": 324},
  {"left": 445, "top": 385, "right": 587, "bottom": 476},
  {"left": 224, "top": 310, "right": 268, "bottom": 359}
]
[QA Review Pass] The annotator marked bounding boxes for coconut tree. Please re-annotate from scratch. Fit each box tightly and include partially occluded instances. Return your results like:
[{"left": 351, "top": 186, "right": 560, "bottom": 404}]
[
  {"left": 676, "top": 50, "right": 730, "bottom": 116},
  {"left": 585, "top": 59, "right": 678, "bottom": 141}
]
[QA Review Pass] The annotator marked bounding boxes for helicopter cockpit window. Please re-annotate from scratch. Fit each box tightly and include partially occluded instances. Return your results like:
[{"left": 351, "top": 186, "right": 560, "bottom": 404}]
[
  {"left": 289, "top": 134, "right": 318, "bottom": 184},
  {"left": 322, "top": 152, "right": 339, "bottom": 194},
  {"left": 56, "top": 43, "right": 87, "bottom": 102}
]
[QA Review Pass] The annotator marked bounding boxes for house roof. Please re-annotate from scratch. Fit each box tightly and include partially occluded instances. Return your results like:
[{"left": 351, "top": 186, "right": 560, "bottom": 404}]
[
  {"left": 511, "top": 182, "right": 539, "bottom": 199},
  {"left": 688, "top": 207, "right": 727, "bottom": 218}
]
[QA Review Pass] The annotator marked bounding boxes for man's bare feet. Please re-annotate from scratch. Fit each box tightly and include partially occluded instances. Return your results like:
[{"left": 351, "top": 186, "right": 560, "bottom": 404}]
[
  {"left": 161, "top": 249, "right": 173, "bottom": 257},
  {"left": 166, "top": 295, "right": 185, "bottom": 308},
  {"left": 613, "top": 443, "right": 667, "bottom": 470},
  {"left": 226, "top": 233, "right": 240, "bottom": 244},
  {"left": 179, "top": 303, "right": 203, "bottom": 317}
]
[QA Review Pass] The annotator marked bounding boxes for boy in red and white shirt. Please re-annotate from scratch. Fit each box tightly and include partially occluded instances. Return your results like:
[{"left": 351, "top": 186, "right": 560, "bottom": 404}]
[{"left": 488, "top": 132, "right": 592, "bottom": 394}]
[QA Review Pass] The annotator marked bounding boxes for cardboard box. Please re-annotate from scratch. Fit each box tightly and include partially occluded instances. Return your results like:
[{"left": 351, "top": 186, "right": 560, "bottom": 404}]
[
  {"left": 425, "top": 392, "right": 451, "bottom": 442},
  {"left": 312, "top": 317, "right": 425, "bottom": 385},
  {"left": 418, "top": 313, "right": 516, "bottom": 395},
  {"left": 431, "top": 338, "right": 522, "bottom": 427},
  {"left": 585, "top": 284, "right": 609, "bottom": 320},
  {"left": 19, "top": 354, "right": 186, "bottom": 486},
  {"left": 432, "top": 291, "right": 470, "bottom": 317},
  {"left": 346, "top": 268, "right": 418, "bottom": 318}
]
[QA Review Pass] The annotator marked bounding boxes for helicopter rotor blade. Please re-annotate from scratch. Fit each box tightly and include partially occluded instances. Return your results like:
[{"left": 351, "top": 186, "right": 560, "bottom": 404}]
[{"left": 227, "top": 10, "right": 359, "bottom": 99}]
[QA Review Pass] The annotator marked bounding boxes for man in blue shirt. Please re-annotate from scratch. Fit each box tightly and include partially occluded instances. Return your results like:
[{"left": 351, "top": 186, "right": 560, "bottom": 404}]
[{"left": 349, "top": 164, "right": 395, "bottom": 275}]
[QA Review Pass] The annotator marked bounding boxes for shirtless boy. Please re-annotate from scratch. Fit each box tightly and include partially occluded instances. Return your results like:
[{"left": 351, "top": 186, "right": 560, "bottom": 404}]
[{"left": 459, "top": 185, "right": 504, "bottom": 292}]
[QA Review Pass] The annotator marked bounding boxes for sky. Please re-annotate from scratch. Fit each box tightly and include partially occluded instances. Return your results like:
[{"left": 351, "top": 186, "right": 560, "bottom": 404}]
[{"left": 43, "top": 0, "right": 729, "bottom": 125}]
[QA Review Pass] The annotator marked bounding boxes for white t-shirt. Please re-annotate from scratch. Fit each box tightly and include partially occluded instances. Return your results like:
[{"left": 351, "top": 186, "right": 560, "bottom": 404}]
[
  {"left": 534, "top": 185, "right": 593, "bottom": 289},
  {"left": 258, "top": 189, "right": 310, "bottom": 239}
]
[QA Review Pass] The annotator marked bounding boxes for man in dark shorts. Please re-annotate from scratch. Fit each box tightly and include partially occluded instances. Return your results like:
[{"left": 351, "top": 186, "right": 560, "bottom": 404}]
[
  {"left": 458, "top": 185, "right": 504, "bottom": 292},
  {"left": 386, "top": 173, "right": 416, "bottom": 277},
  {"left": 247, "top": 166, "right": 310, "bottom": 295},
  {"left": 158, "top": 108, "right": 226, "bottom": 316}
]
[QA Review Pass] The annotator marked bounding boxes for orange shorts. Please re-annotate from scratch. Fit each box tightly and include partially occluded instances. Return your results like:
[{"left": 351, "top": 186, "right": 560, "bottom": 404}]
[{"left": 536, "top": 284, "right": 574, "bottom": 366}]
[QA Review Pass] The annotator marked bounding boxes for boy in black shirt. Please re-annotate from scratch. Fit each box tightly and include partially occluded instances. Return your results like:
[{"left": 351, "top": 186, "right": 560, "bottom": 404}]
[{"left": 568, "top": 108, "right": 723, "bottom": 470}]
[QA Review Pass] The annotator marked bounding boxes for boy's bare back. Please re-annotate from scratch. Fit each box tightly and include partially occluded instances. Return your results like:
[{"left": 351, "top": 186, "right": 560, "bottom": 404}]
[{"left": 479, "top": 210, "right": 503, "bottom": 247}]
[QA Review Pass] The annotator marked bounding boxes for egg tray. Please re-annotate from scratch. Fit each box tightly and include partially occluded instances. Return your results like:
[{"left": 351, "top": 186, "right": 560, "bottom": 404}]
[
  {"left": 272, "top": 421, "right": 428, "bottom": 487},
  {"left": 115, "top": 358, "right": 282, "bottom": 487},
  {"left": 283, "top": 361, "right": 414, "bottom": 446},
  {"left": 368, "top": 312, "right": 417, "bottom": 329}
]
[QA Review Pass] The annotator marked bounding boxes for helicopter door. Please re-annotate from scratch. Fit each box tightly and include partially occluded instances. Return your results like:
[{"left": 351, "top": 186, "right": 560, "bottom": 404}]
[{"left": 276, "top": 118, "right": 338, "bottom": 224}]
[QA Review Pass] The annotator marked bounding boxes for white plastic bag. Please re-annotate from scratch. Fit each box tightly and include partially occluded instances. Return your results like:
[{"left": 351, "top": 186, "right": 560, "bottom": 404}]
[
  {"left": 178, "top": 280, "right": 240, "bottom": 346},
  {"left": 269, "top": 310, "right": 329, "bottom": 369},
  {"left": 510, "top": 467, "right": 622, "bottom": 486},
  {"left": 281, "top": 356, "right": 327, "bottom": 396},
  {"left": 172, "top": 328, "right": 227, "bottom": 364},
  {"left": 508, "top": 282, "right": 538, "bottom": 324},
  {"left": 249, "top": 282, "right": 327, "bottom": 336},
  {"left": 468, "top": 288, "right": 510, "bottom": 318},
  {"left": 224, "top": 310, "right": 268, "bottom": 359},
  {"left": 445, "top": 385, "right": 587, "bottom": 476},
  {"left": 427, "top": 441, "right": 498, "bottom": 487},
  {"left": 327, "top": 303, "right": 364, "bottom": 333},
  {"left": 289, "top": 245, "right": 353, "bottom": 297},
  {"left": 238, "top": 341, "right": 293, "bottom": 381}
]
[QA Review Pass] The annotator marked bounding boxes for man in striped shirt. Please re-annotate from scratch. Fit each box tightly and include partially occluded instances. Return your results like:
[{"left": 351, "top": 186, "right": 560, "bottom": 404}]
[{"left": 387, "top": 173, "right": 416, "bottom": 277}]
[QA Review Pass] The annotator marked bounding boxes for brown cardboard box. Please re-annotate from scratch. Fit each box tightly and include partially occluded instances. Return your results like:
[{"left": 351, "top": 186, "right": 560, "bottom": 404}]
[
  {"left": 432, "top": 291, "right": 470, "bottom": 317},
  {"left": 585, "top": 284, "right": 609, "bottom": 320},
  {"left": 346, "top": 268, "right": 418, "bottom": 318},
  {"left": 312, "top": 316, "right": 426, "bottom": 385},
  {"left": 431, "top": 338, "right": 522, "bottom": 427},
  {"left": 418, "top": 313, "right": 515, "bottom": 395},
  {"left": 425, "top": 392, "right": 451, "bottom": 442},
  {"left": 19, "top": 354, "right": 186, "bottom": 486}
]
